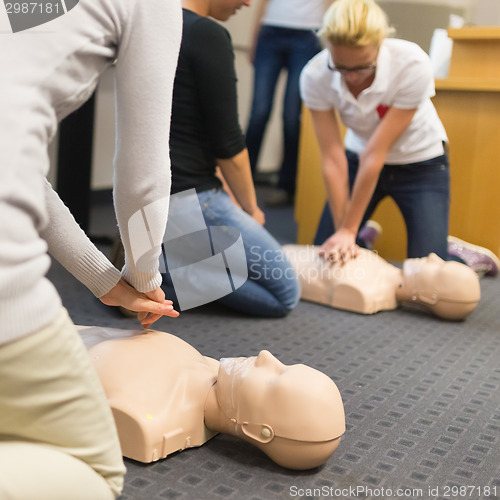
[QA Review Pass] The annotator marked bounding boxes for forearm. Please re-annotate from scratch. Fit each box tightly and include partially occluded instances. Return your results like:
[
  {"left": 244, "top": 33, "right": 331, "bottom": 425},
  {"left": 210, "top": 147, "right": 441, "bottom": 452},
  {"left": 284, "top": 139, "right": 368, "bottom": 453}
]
[
  {"left": 113, "top": 0, "right": 182, "bottom": 292},
  {"left": 255, "top": 0, "right": 270, "bottom": 26},
  {"left": 320, "top": 135, "right": 351, "bottom": 230},
  {"left": 251, "top": 0, "right": 270, "bottom": 45},
  {"left": 217, "top": 149, "right": 259, "bottom": 216},
  {"left": 340, "top": 151, "right": 384, "bottom": 234},
  {"left": 41, "top": 180, "right": 121, "bottom": 297},
  {"left": 309, "top": 108, "right": 350, "bottom": 231},
  {"left": 339, "top": 107, "right": 416, "bottom": 234},
  {"left": 323, "top": 158, "right": 349, "bottom": 230}
]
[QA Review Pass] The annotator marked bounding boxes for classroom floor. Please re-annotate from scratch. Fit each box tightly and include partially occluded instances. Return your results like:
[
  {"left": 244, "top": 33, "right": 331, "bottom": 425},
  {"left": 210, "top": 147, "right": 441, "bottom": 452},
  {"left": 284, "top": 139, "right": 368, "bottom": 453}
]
[{"left": 47, "top": 186, "right": 500, "bottom": 500}]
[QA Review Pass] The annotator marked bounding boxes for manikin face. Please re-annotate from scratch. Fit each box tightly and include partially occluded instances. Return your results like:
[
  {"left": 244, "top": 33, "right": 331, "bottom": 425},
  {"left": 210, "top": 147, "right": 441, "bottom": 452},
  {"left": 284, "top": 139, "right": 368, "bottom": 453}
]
[
  {"left": 328, "top": 42, "right": 378, "bottom": 88},
  {"left": 218, "top": 351, "right": 296, "bottom": 416},
  {"left": 209, "top": 0, "right": 251, "bottom": 21},
  {"left": 403, "top": 253, "right": 447, "bottom": 296},
  {"left": 217, "top": 351, "right": 290, "bottom": 422},
  {"left": 402, "top": 253, "right": 480, "bottom": 307},
  {"left": 217, "top": 350, "right": 345, "bottom": 442},
  {"left": 405, "top": 252, "right": 443, "bottom": 274}
]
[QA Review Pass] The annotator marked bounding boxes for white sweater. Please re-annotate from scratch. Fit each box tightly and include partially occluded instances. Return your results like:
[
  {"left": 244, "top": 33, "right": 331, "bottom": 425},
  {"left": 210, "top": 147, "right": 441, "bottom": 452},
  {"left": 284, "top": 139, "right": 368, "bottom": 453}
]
[{"left": 0, "top": 0, "right": 182, "bottom": 344}]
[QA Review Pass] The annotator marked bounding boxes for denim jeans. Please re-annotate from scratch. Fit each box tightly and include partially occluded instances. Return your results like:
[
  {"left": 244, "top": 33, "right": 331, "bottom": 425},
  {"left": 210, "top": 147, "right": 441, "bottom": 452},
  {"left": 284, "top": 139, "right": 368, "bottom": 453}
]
[
  {"left": 162, "top": 189, "right": 300, "bottom": 317},
  {"left": 246, "top": 26, "right": 321, "bottom": 195},
  {"left": 314, "top": 151, "right": 451, "bottom": 260}
]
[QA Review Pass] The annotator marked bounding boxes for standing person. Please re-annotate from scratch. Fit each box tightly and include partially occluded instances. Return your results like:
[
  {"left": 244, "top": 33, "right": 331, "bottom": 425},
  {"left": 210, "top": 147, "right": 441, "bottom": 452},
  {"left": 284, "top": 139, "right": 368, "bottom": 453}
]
[
  {"left": 245, "top": 0, "right": 327, "bottom": 205},
  {"left": 165, "top": 0, "right": 300, "bottom": 318},
  {"left": 300, "top": 0, "right": 466, "bottom": 266},
  {"left": 0, "top": 0, "right": 181, "bottom": 498}
]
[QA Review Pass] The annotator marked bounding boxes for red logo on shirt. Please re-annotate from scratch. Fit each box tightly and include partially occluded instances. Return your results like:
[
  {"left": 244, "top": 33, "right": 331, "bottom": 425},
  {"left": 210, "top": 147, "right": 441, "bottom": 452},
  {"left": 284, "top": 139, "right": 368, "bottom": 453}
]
[{"left": 376, "top": 105, "right": 389, "bottom": 119}]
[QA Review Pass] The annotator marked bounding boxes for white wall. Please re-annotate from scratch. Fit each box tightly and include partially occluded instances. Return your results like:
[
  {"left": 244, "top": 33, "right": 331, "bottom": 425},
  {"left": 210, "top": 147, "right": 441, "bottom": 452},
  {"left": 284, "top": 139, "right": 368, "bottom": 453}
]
[
  {"left": 469, "top": 0, "right": 500, "bottom": 25},
  {"left": 228, "top": 3, "right": 287, "bottom": 174},
  {"left": 48, "top": 0, "right": 500, "bottom": 189}
]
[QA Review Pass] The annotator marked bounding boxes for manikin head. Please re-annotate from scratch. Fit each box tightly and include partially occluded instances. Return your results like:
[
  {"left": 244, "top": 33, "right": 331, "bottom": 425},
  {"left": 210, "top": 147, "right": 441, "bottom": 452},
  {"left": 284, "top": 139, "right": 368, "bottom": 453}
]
[
  {"left": 398, "top": 253, "right": 481, "bottom": 320},
  {"left": 215, "top": 350, "right": 345, "bottom": 469}
]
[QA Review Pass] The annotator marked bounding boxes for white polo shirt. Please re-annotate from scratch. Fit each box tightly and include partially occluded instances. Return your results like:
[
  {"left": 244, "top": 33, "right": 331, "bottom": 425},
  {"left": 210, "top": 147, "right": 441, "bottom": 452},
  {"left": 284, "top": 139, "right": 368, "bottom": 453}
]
[{"left": 300, "top": 38, "right": 447, "bottom": 164}]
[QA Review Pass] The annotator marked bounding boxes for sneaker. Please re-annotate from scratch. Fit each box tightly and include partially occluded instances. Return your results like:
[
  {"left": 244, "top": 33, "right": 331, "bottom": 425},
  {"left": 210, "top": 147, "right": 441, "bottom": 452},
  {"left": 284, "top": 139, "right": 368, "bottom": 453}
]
[
  {"left": 447, "top": 236, "right": 499, "bottom": 277},
  {"left": 358, "top": 220, "right": 382, "bottom": 250}
]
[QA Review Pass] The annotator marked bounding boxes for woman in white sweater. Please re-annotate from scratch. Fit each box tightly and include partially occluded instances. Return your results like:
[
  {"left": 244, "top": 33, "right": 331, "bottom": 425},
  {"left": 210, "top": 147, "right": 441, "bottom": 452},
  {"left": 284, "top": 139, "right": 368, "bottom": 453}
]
[{"left": 0, "top": 0, "right": 181, "bottom": 498}]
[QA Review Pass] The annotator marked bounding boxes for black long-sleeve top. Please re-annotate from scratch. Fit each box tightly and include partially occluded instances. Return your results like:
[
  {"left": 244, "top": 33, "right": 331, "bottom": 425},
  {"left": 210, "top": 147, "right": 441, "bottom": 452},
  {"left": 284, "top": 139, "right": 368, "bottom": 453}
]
[{"left": 170, "top": 9, "right": 246, "bottom": 194}]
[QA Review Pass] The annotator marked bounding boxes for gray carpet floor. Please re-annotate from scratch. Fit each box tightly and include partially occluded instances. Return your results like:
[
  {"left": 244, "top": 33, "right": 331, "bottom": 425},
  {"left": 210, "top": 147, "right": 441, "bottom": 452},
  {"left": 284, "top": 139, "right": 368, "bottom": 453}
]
[{"left": 47, "top": 188, "right": 500, "bottom": 500}]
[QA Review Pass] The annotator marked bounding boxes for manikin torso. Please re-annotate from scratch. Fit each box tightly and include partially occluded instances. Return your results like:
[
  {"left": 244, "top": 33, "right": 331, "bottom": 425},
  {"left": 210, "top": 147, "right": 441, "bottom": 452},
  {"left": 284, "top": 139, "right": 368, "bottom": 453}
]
[
  {"left": 283, "top": 245, "right": 480, "bottom": 320},
  {"left": 284, "top": 245, "right": 402, "bottom": 314},
  {"left": 77, "top": 326, "right": 346, "bottom": 469},
  {"left": 79, "top": 327, "right": 219, "bottom": 462}
]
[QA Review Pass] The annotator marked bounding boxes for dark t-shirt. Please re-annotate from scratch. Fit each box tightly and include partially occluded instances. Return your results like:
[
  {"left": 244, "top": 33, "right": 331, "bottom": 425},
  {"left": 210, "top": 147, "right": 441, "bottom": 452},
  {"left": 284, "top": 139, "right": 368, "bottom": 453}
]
[{"left": 170, "top": 9, "right": 246, "bottom": 194}]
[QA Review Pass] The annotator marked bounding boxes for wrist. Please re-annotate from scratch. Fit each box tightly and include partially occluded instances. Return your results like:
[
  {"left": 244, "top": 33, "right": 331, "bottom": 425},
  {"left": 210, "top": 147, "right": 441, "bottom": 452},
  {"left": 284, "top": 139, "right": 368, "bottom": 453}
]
[
  {"left": 244, "top": 205, "right": 259, "bottom": 216},
  {"left": 337, "top": 226, "right": 357, "bottom": 237}
]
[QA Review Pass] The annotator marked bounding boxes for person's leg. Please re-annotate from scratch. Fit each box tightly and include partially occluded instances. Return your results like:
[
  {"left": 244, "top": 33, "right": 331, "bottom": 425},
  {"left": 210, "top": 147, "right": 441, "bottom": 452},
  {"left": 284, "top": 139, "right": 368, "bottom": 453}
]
[
  {"left": 199, "top": 189, "right": 300, "bottom": 317},
  {"left": 246, "top": 26, "right": 285, "bottom": 174},
  {"left": 0, "top": 308, "right": 125, "bottom": 499},
  {"left": 389, "top": 156, "right": 450, "bottom": 259},
  {"left": 313, "top": 203, "right": 335, "bottom": 246},
  {"left": 0, "top": 443, "right": 114, "bottom": 500},
  {"left": 392, "top": 155, "right": 498, "bottom": 272},
  {"left": 278, "top": 30, "right": 322, "bottom": 196}
]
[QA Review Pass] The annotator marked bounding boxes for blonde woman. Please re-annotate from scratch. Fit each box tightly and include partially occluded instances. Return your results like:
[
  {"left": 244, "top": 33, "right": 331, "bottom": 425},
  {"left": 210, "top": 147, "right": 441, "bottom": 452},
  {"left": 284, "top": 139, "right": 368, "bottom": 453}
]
[{"left": 300, "top": 0, "right": 453, "bottom": 264}]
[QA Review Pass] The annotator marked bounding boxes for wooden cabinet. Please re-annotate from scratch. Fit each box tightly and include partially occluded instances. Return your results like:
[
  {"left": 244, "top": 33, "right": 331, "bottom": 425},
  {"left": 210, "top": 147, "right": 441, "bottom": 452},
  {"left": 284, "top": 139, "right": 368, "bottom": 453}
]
[{"left": 434, "top": 27, "right": 500, "bottom": 257}]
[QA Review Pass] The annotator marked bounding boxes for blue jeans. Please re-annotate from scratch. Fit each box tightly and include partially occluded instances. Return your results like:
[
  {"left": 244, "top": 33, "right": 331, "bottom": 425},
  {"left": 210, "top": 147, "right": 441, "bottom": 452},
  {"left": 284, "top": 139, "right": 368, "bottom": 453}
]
[
  {"left": 162, "top": 189, "right": 300, "bottom": 317},
  {"left": 246, "top": 26, "right": 321, "bottom": 195},
  {"left": 314, "top": 151, "right": 451, "bottom": 259}
]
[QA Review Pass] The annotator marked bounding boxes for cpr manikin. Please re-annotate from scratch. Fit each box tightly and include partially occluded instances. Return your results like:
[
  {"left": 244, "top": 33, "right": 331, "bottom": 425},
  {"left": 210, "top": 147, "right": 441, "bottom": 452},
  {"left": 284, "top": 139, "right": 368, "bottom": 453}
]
[
  {"left": 283, "top": 245, "right": 480, "bottom": 320},
  {"left": 78, "top": 327, "right": 345, "bottom": 470}
]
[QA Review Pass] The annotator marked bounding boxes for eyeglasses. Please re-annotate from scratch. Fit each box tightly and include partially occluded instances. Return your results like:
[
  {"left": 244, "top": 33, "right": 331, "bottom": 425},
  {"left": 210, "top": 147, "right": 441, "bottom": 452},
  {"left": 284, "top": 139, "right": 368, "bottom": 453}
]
[{"left": 327, "top": 57, "right": 377, "bottom": 78}]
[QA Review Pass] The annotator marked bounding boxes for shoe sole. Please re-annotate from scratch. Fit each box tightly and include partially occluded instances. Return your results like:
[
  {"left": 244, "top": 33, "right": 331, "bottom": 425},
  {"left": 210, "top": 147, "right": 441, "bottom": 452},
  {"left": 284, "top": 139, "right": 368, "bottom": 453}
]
[{"left": 448, "top": 236, "right": 500, "bottom": 275}]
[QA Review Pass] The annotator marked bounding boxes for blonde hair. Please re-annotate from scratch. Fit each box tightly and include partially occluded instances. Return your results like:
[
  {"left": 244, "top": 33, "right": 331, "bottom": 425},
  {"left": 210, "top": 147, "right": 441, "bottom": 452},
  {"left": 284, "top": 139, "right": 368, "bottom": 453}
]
[{"left": 319, "top": 0, "right": 394, "bottom": 48}]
